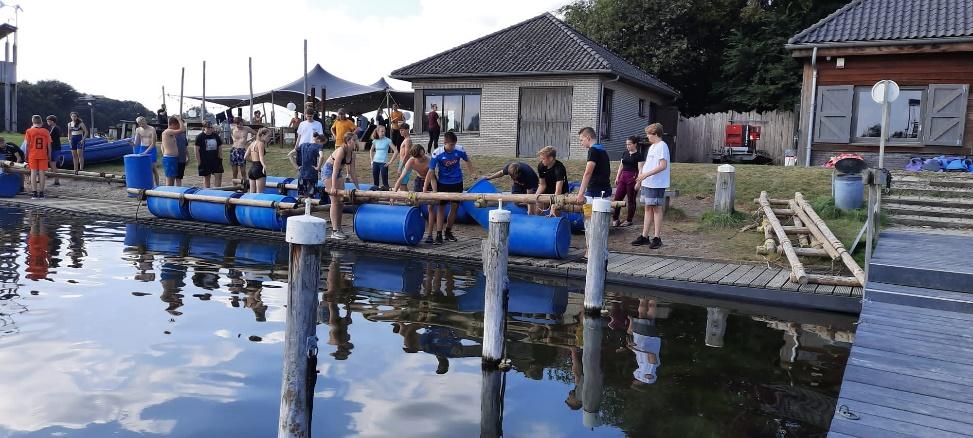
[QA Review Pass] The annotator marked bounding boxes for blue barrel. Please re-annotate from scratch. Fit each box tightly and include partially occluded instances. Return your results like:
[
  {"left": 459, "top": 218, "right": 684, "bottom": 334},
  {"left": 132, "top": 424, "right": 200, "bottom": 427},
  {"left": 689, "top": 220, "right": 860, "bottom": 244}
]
[
  {"left": 124, "top": 154, "right": 154, "bottom": 198},
  {"left": 146, "top": 186, "right": 199, "bottom": 220},
  {"left": 833, "top": 174, "right": 864, "bottom": 210},
  {"left": 461, "top": 179, "right": 527, "bottom": 229},
  {"left": 124, "top": 223, "right": 149, "bottom": 247},
  {"left": 145, "top": 229, "right": 188, "bottom": 256},
  {"left": 509, "top": 215, "right": 571, "bottom": 259},
  {"left": 189, "top": 189, "right": 243, "bottom": 225},
  {"left": 234, "top": 240, "right": 287, "bottom": 266},
  {"left": 0, "top": 172, "right": 22, "bottom": 198},
  {"left": 458, "top": 274, "right": 569, "bottom": 318},
  {"left": 133, "top": 145, "right": 157, "bottom": 163},
  {"left": 235, "top": 193, "right": 295, "bottom": 231},
  {"left": 188, "top": 235, "right": 230, "bottom": 261},
  {"left": 353, "top": 204, "right": 425, "bottom": 246},
  {"left": 351, "top": 254, "right": 424, "bottom": 295},
  {"left": 263, "top": 176, "right": 294, "bottom": 196}
]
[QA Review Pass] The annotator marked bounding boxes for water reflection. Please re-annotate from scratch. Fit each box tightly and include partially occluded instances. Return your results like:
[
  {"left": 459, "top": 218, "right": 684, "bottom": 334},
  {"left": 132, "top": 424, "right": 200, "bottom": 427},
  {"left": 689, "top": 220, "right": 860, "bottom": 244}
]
[{"left": 0, "top": 208, "right": 856, "bottom": 437}]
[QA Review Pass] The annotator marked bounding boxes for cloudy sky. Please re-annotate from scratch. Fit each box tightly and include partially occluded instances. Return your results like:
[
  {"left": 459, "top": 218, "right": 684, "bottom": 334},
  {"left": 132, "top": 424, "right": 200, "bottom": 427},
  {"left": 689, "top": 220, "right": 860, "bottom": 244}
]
[{"left": 9, "top": 0, "right": 569, "bottom": 118}]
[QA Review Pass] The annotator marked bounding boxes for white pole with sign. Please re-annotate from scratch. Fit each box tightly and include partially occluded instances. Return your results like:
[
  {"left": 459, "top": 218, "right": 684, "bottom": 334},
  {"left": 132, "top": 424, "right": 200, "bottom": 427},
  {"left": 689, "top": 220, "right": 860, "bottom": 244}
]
[{"left": 871, "top": 80, "right": 899, "bottom": 168}]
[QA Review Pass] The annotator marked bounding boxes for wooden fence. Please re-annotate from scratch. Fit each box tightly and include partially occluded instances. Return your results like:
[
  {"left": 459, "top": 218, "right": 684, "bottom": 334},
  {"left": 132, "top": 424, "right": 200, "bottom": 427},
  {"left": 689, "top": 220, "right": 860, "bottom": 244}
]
[{"left": 674, "top": 110, "right": 797, "bottom": 164}]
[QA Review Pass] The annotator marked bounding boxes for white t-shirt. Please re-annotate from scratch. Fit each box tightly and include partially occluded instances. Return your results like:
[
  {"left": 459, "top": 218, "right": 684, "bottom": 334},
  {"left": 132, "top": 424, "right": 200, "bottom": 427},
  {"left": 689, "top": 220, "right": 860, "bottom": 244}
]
[
  {"left": 642, "top": 141, "right": 670, "bottom": 189},
  {"left": 296, "top": 120, "right": 323, "bottom": 145}
]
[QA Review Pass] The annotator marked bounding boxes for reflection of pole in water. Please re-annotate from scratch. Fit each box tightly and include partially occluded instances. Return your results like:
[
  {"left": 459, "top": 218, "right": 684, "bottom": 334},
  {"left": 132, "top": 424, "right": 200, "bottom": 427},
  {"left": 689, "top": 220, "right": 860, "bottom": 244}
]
[
  {"left": 278, "top": 213, "right": 327, "bottom": 438},
  {"left": 581, "top": 315, "right": 604, "bottom": 429},
  {"left": 480, "top": 369, "right": 505, "bottom": 438},
  {"left": 705, "top": 307, "right": 729, "bottom": 348},
  {"left": 779, "top": 323, "right": 800, "bottom": 368}
]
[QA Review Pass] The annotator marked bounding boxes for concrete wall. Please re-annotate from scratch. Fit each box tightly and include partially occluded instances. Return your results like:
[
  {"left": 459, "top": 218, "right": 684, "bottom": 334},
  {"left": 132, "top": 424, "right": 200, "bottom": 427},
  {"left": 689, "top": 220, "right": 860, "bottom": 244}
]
[{"left": 407, "top": 75, "right": 669, "bottom": 160}]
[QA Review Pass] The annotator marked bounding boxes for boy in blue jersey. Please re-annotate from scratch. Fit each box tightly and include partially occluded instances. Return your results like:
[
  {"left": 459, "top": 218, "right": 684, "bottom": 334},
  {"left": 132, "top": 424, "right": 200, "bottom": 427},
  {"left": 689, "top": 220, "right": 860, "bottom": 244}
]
[{"left": 424, "top": 131, "right": 477, "bottom": 244}]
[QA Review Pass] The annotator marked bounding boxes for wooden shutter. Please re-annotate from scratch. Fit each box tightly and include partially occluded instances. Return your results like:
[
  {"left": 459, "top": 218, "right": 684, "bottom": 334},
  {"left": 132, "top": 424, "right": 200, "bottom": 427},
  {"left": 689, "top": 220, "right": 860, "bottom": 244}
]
[
  {"left": 813, "top": 85, "right": 853, "bottom": 144},
  {"left": 924, "top": 84, "right": 969, "bottom": 146}
]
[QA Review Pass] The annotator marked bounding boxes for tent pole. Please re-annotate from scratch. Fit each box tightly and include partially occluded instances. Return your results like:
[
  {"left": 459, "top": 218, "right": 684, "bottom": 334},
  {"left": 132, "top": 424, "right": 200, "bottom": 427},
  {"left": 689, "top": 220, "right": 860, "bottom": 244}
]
[
  {"left": 270, "top": 90, "right": 276, "bottom": 126},
  {"left": 162, "top": 86, "right": 167, "bottom": 114},
  {"left": 179, "top": 67, "right": 185, "bottom": 117},
  {"left": 202, "top": 60, "right": 207, "bottom": 123},
  {"left": 249, "top": 56, "right": 254, "bottom": 123},
  {"left": 303, "top": 39, "right": 308, "bottom": 107}
]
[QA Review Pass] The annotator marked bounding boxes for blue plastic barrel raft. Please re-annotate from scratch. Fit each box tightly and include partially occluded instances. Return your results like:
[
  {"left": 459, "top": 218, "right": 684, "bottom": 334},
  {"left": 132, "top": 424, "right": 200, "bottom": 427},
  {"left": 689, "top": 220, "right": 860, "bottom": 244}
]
[
  {"left": 235, "top": 193, "right": 295, "bottom": 231},
  {"left": 234, "top": 240, "right": 287, "bottom": 267},
  {"left": 124, "top": 223, "right": 149, "bottom": 248},
  {"left": 146, "top": 186, "right": 199, "bottom": 220},
  {"left": 462, "top": 179, "right": 527, "bottom": 228},
  {"left": 351, "top": 254, "right": 424, "bottom": 295},
  {"left": 419, "top": 202, "right": 473, "bottom": 223},
  {"left": 263, "top": 176, "right": 296, "bottom": 197},
  {"left": 145, "top": 229, "right": 189, "bottom": 256},
  {"left": 124, "top": 154, "right": 154, "bottom": 197},
  {"left": 189, "top": 189, "right": 243, "bottom": 225},
  {"left": 509, "top": 215, "right": 572, "bottom": 259},
  {"left": 188, "top": 235, "right": 231, "bottom": 261},
  {"left": 0, "top": 172, "right": 22, "bottom": 198},
  {"left": 354, "top": 204, "right": 425, "bottom": 246}
]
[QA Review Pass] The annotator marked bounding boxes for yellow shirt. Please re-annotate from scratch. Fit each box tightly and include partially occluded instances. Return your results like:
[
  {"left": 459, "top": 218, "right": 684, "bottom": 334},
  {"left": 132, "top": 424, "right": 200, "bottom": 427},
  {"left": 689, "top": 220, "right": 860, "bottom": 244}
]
[
  {"left": 332, "top": 119, "right": 357, "bottom": 146},
  {"left": 390, "top": 111, "right": 404, "bottom": 129}
]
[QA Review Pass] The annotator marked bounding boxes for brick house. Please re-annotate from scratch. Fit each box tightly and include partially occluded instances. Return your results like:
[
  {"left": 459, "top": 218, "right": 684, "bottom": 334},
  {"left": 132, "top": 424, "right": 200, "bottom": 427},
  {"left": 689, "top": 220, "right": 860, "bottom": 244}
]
[
  {"left": 787, "top": 0, "right": 973, "bottom": 168},
  {"left": 390, "top": 13, "right": 679, "bottom": 159}
]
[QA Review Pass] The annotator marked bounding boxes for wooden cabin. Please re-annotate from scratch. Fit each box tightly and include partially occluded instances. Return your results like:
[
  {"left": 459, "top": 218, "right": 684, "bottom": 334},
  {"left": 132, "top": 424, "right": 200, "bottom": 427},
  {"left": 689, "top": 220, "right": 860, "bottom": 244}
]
[{"left": 787, "top": 0, "right": 973, "bottom": 168}]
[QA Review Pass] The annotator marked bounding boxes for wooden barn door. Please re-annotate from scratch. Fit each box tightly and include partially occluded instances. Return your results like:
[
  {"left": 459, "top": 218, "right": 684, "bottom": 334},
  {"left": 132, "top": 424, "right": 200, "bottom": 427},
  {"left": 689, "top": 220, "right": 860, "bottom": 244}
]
[{"left": 517, "top": 87, "right": 573, "bottom": 158}]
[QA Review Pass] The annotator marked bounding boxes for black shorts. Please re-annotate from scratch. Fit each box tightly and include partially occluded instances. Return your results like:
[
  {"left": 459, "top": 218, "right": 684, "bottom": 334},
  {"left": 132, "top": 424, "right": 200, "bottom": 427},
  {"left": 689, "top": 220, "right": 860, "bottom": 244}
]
[
  {"left": 438, "top": 182, "right": 463, "bottom": 205},
  {"left": 198, "top": 154, "right": 224, "bottom": 176},
  {"left": 176, "top": 161, "right": 187, "bottom": 179},
  {"left": 248, "top": 162, "right": 266, "bottom": 180},
  {"left": 511, "top": 182, "right": 537, "bottom": 195},
  {"left": 298, "top": 178, "right": 318, "bottom": 197}
]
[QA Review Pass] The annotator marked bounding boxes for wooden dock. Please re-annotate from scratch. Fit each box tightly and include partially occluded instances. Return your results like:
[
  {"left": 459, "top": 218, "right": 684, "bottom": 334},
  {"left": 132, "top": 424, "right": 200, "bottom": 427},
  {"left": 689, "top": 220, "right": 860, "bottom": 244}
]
[
  {"left": 830, "top": 231, "right": 973, "bottom": 437},
  {"left": 0, "top": 195, "right": 862, "bottom": 313}
]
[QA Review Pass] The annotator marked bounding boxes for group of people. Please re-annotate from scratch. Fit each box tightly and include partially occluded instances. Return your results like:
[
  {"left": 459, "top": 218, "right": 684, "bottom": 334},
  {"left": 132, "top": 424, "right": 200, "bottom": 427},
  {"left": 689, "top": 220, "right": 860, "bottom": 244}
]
[{"left": 6, "top": 112, "right": 93, "bottom": 198}]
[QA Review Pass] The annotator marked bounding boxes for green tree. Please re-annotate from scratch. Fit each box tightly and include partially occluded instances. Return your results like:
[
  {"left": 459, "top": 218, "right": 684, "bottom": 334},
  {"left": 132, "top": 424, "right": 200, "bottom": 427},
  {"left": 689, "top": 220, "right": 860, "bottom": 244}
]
[{"left": 8, "top": 80, "right": 151, "bottom": 132}]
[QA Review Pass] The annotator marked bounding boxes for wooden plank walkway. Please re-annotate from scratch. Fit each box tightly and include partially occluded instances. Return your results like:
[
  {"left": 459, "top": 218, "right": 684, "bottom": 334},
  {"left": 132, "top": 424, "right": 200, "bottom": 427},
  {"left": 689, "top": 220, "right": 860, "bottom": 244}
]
[
  {"left": 0, "top": 195, "right": 862, "bottom": 313},
  {"left": 830, "top": 231, "right": 973, "bottom": 437}
]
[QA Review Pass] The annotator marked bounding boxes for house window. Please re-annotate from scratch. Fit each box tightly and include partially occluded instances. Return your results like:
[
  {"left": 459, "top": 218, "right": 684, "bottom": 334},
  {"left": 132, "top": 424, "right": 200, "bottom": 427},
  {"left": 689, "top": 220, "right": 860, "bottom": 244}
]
[
  {"left": 638, "top": 98, "right": 646, "bottom": 118},
  {"left": 649, "top": 102, "right": 659, "bottom": 123},
  {"left": 423, "top": 89, "right": 481, "bottom": 133},
  {"left": 853, "top": 87, "right": 924, "bottom": 143},
  {"left": 600, "top": 88, "right": 614, "bottom": 140}
]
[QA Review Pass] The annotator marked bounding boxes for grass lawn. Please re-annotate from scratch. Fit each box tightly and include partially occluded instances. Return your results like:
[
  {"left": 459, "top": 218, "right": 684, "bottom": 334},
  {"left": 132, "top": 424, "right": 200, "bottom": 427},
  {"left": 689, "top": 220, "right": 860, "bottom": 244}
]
[{"left": 84, "top": 142, "right": 867, "bottom": 267}]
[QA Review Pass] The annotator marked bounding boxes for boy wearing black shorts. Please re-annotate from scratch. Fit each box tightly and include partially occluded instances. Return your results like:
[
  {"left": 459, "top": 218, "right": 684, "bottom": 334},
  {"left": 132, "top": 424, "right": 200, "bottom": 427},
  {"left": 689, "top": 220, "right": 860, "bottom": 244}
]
[{"left": 424, "top": 131, "right": 476, "bottom": 244}]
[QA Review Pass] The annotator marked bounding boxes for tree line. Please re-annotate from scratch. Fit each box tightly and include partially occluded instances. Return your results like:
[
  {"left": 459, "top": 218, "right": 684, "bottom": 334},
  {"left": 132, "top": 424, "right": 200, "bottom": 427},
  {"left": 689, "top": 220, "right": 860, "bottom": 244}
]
[
  {"left": 561, "top": 0, "right": 847, "bottom": 116},
  {"left": 5, "top": 80, "right": 153, "bottom": 132}
]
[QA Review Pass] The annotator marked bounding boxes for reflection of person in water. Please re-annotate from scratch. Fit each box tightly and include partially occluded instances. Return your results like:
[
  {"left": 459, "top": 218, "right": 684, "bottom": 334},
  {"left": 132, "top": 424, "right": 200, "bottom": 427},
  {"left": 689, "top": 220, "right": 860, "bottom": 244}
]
[
  {"left": 25, "top": 214, "right": 50, "bottom": 281},
  {"left": 322, "top": 256, "right": 353, "bottom": 360},
  {"left": 565, "top": 346, "right": 583, "bottom": 410},
  {"left": 67, "top": 223, "right": 86, "bottom": 268},
  {"left": 160, "top": 262, "right": 187, "bottom": 316},
  {"left": 419, "top": 326, "right": 462, "bottom": 374},
  {"left": 191, "top": 269, "right": 221, "bottom": 290},
  {"left": 626, "top": 299, "right": 661, "bottom": 387}
]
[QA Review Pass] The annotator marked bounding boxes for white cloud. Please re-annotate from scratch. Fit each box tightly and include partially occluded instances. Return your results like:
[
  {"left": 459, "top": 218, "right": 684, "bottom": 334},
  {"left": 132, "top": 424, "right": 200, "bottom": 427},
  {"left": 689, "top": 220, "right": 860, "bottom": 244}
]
[{"left": 10, "top": 0, "right": 568, "bottom": 115}]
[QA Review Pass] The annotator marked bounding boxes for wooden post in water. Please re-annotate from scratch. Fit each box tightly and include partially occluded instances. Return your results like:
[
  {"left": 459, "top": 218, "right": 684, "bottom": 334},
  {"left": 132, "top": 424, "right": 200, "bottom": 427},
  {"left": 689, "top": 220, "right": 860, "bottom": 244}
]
[
  {"left": 580, "top": 315, "right": 604, "bottom": 429},
  {"left": 481, "top": 205, "right": 510, "bottom": 368},
  {"left": 583, "top": 198, "right": 612, "bottom": 314},
  {"left": 714, "top": 164, "right": 735, "bottom": 214},
  {"left": 480, "top": 369, "right": 505, "bottom": 438},
  {"left": 278, "top": 210, "right": 327, "bottom": 438}
]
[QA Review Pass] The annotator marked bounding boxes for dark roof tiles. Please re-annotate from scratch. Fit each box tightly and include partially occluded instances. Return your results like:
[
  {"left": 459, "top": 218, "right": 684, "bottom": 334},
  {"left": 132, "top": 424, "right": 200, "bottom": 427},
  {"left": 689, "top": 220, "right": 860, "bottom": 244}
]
[
  {"left": 788, "top": 0, "right": 973, "bottom": 46},
  {"left": 391, "top": 13, "right": 678, "bottom": 97}
]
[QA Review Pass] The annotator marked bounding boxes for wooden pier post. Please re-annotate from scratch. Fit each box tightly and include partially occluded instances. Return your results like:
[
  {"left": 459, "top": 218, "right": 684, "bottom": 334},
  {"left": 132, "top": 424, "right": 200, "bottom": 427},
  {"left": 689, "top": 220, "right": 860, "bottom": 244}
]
[
  {"left": 249, "top": 57, "right": 254, "bottom": 122},
  {"left": 581, "top": 315, "right": 604, "bottom": 429},
  {"left": 583, "top": 198, "right": 612, "bottom": 314},
  {"left": 201, "top": 61, "right": 207, "bottom": 122},
  {"left": 179, "top": 67, "right": 185, "bottom": 118},
  {"left": 481, "top": 206, "right": 511, "bottom": 368},
  {"left": 714, "top": 164, "right": 735, "bottom": 214},
  {"left": 480, "top": 369, "right": 505, "bottom": 438},
  {"left": 278, "top": 211, "right": 327, "bottom": 438},
  {"left": 704, "top": 307, "right": 728, "bottom": 348}
]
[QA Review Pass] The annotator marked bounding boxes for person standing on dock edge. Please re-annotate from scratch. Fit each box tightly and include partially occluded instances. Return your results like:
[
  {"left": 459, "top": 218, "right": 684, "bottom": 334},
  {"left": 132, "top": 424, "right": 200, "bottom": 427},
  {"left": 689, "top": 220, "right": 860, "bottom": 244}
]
[
  {"left": 323, "top": 132, "right": 361, "bottom": 240},
  {"left": 426, "top": 103, "right": 440, "bottom": 153},
  {"left": 160, "top": 116, "right": 186, "bottom": 186},
  {"left": 536, "top": 146, "right": 568, "bottom": 216},
  {"left": 195, "top": 121, "right": 224, "bottom": 188},
  {"left": 575, "top": 127, "right": 612, "bottom": 202},
  {"left": 68, "top": 112, "right": 89, "bottom": 172},
  {"left": 425, "top": 131, "right": 476, "bottom": 245},
  {"left": 394, "top": 123, "right": 414, "bottom": 192},
  {"left": 45, "top": 116, "right": 62, "bottom": 187},
  {"left": 613, "top": 136, "right": 645, "bottom": 227},
  {"left": 134, "top": 117, "right": 160, "bottom": 186},
  {"left": 633, "top": 123, "right": 670, "bottom": 249},
  {"left": 25, "top": 115, "right": 52, "bottom": 199},
  {"left": 245, "top": 128, "right": 270, "bottom": 194},
  {"left": 230, "top": 118, "right": 256, "bottom": 183}
]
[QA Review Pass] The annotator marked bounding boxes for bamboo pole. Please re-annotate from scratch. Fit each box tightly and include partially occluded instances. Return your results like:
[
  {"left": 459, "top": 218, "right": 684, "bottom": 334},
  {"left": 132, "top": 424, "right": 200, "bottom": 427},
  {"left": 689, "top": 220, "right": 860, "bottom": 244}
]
[
  {"left": 792, "top": 215, "right": 811, "bottom": 247},
  {"left": 759, "top": 192, "right": 807, "bottom": 284},
  {"left": 757, "top": 246, "right": 829, "bottom": 258},
  {"left": 804, "top": 274, "right": 861, "bottom": 287},
  {"left": 249, "top": 57, "right": 254, "bottom": 122},
  {"left": 788, "top": 200, "right": 841, "bottom": 261},
  {"left": 761, "top": 218, "right": 776, "bottom": 254},
  {"left": 781, "top": 226, "right": 810, "bottom": 234},
  {"left": 179, "top": 67, "right": 185, "bottom": 116},
  {"left": 2, "top": 160, "right": 124, "bottom": 179},
  {"left": 126, "top": 188, "right": 301, "bottom": 209},
  {"left": 795, "top": 192, "right": 865, "bottom": 286}
]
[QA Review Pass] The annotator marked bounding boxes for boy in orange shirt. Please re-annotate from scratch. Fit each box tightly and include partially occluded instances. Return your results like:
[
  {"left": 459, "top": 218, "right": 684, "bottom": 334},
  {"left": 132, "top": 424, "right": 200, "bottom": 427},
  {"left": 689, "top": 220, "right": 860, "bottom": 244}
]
[{"left": 25, "top": 115, "right": 52, "bottom": 199}]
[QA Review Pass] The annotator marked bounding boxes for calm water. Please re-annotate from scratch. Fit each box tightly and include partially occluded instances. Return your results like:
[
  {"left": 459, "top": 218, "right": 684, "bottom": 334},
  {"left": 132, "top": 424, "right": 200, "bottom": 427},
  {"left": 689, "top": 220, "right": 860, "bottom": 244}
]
[{"left": 0, "top": 206, "right": 853, "bottom": 437}]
